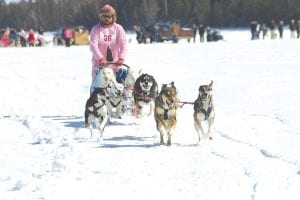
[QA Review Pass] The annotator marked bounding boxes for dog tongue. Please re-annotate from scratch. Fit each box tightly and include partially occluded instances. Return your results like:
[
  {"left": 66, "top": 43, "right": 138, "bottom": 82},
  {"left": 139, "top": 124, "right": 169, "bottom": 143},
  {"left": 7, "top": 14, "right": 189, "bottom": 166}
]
[{"left": 106, "top": 46, "right": 113, "bottom": 62}]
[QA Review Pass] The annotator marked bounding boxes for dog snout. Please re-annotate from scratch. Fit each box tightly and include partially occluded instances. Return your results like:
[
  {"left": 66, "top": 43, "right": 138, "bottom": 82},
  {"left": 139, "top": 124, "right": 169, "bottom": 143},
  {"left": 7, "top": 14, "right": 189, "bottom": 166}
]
[
  {"left": 201, "top": 93, "right": 208, "bottom": 99},
  {"left": 116, "top": 90, "right": 122, "bottom": 96}
]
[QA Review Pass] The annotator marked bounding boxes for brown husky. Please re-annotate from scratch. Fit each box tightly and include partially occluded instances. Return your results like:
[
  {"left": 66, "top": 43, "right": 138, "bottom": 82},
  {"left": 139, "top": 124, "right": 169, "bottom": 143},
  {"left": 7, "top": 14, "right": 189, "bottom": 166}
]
[
  {"left": 154, "top": 82, "right": 179, "bottom": 145},
  {"left": 193, "top": 80, "right": 215, "bottom": 144}
]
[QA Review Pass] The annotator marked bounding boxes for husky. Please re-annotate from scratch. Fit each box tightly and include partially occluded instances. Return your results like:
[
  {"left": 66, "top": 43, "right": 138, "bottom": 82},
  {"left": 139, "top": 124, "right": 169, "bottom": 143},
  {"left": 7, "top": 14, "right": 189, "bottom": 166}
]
[
  {"left": 122, "top": 67, "right": 141, "bottom": 113},
  {"left": 85, "top": 87, "right": 109, "bottom": 141},
  {"left": 193, "top": 80, "right": 215, "bottom": 144},
  {"left": 106, "top": 82, "right": 125, "bottom": 119},
  {"left": 154, "top": 82, "right": 179, "bottom": 145},
  {"left": 90, "top": 67, "right": 117, "bottom": 94},
  {"left": 134, "top": 73, "right": 158, "bottom": 117}
]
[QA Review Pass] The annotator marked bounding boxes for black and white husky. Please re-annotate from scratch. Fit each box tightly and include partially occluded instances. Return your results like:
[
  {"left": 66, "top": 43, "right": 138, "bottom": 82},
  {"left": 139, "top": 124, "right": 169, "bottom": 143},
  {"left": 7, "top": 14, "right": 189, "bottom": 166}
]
[
  {"left": 85, "top": 87, "right": 109, "bottom": 141},
  {"left": 106, "top": 83, "right": 125, "bottom": 119}
]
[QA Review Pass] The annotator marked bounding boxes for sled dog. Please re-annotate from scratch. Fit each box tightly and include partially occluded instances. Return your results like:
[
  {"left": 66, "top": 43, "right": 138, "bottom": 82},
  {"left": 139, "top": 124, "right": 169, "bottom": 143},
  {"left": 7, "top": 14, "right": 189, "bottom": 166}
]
[
  {"left": 106, "top": 82, "right": 125, "bottom": 119},
  {"left": 193, "top": 80, "right": 215, "bottom": 144},
  {"left": 134, "top": 73, "right": 158, "bottom": 117},
  {"left": 90, "top": 67, "right": 117, "bottom": 94},
  {"left": 123, "top": 68, "right": 141, "bottom": 112},
  {"left": 154, "top": 82, "right": 179, "bottom": 145},
  {"left": 85, "top": 87, "right": 109, "bottom": 141}
]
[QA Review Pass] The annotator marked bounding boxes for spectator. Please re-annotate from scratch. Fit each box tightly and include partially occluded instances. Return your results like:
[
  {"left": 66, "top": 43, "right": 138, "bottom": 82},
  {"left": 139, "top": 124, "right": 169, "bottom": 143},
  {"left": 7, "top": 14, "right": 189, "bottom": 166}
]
[
  {"left": 36, "top": 34, "right": 44, "bottom": 47},
  {"left": 64, "top": 27, "right": 73, "bottom": 47},
  {"left": 297, "top": 20, "right": 300, "bottom": 38},
  {"left": 278, "top": 20, "right": 284, "bottom": 39},
  {"left": 0, "top": 27, "right": 10, "bottom": 47},
  {"left": 170, "top": 20, "right": 180, "bottom": 43},
  {"left": 133, "top": 25, "right": 143, "bottom": 44},
  {"left": 260, "top": 23, "right": 268, "bottom": 39},
  {"left": 289, "top": 19, "right": 296, "bottom": 39},
  {"left": 206, "top": 26, "right": 212, "bottom": 42},
  {"left": 198, "top": 24, "right": 205, "bottom": 42},
  {"left": 27, "top": 29, "right": 35, "bottom": 47},
  {"left": 250, "top": 20, "right": 258, "bottom": 40},
  {"left": 269, "top": 20, "right": 277, "bottom": 39},
  {"left": 38, "top": 26, "right": 44, "bottom": 35},
  {"left": 19, "top": 28, "right": 27, "bottom": 47},
  {"left": 192, "top": 24, "right": 197, "bottom": 43}
]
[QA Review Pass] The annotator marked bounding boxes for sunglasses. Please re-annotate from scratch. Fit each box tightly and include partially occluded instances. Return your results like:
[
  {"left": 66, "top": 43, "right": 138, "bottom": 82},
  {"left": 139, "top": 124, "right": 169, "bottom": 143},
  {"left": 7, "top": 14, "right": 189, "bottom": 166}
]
[{"left": 101, "top": 15, "right": 113, "bottom": 19}]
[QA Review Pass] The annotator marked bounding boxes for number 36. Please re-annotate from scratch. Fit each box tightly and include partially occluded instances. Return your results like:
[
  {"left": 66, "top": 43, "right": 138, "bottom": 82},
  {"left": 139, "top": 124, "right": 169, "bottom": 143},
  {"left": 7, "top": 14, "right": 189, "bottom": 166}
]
[{"left": 104, "top": 35, "right": 112, "bottom": 41}]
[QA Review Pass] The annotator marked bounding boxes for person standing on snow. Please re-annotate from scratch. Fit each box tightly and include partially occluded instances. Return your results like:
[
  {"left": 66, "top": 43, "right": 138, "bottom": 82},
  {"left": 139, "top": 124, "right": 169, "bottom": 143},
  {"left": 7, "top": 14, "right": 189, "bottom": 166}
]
[
  {"left": 64, "top": 27, "right": 73, "bottom": 47},
  {"left": 89, "top": 4, "right": 128, "bottom": 85},
  {"left": 27, "top": 29, "right": 36, "bottom": 47}
]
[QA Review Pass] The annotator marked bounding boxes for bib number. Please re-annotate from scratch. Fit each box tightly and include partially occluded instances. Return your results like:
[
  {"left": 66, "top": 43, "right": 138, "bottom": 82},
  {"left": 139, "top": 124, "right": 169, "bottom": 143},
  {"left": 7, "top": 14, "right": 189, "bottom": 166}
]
[
  {"left": 100, "top": 30, "right": 116, "bottom": 44},
  {"left": 104, "top": 34, "right": 112, "bottom": 41}
]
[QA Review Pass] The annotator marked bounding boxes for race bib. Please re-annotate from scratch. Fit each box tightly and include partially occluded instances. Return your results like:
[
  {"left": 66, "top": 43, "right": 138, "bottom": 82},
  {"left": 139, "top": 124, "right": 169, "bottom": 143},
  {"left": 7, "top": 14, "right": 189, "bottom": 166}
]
[{"left": 99, "top": 29, "right": 117, "bottom": 45}]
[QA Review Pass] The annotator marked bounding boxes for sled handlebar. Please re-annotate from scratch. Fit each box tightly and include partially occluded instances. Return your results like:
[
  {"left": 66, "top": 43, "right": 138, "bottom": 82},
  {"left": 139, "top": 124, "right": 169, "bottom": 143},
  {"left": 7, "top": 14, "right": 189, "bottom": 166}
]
[{"left": 99, "top": 62, "right": 130, "bottom": 69}]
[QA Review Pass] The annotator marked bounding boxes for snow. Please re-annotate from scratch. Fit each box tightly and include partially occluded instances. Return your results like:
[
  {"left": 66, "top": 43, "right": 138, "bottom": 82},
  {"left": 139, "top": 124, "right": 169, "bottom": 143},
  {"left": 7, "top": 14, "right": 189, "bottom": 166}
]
[{"left": 0, "top": 30, "right": 299, "bottom": 200}]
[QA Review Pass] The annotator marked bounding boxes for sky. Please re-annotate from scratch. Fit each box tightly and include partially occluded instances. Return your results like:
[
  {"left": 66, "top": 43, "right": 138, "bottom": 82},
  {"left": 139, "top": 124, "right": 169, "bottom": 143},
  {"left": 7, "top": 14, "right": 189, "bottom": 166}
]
[
  {"left": 0, "top": 30, "right": 299, "bottom": 200},
  {"left": 5, "top": 0, "right": 20, "bottom": 3}
]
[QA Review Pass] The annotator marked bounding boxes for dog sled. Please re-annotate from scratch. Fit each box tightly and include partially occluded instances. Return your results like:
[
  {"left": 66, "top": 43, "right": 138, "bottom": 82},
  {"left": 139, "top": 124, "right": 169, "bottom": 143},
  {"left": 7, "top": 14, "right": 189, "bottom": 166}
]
[
  {"left": 85, "top": 62, "right": 140, "bottom": 141},
  {"left": 88, "top": 63, "right": 138, "bottom": 117}
]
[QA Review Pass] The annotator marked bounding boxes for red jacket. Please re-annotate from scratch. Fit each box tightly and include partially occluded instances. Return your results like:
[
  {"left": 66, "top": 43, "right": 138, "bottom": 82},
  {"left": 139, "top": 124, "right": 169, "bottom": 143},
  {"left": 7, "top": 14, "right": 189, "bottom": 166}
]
[
  {"left": 27, "top": 31, "right": 35, "bottom": 42},
  {"left": 1, "top": 35, "right": 10, "bottom": 47}
]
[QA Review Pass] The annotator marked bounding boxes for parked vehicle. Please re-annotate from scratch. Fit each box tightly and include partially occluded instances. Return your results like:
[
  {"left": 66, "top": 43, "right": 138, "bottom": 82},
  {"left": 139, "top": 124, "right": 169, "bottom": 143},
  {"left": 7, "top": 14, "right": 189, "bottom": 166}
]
[
  {"left": 207, "top": 29, "right": 224, "bottom": 42},
  {"left": 142, "top": 22, "right": 194, "bottom": 43},
  {"left": 72, "top": 26, "right": 89, "bottom": 45}
]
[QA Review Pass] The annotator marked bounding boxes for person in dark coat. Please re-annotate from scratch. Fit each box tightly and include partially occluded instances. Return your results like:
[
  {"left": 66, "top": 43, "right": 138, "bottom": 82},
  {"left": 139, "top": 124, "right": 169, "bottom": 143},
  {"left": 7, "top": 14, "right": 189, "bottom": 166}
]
[
  {"left": 278, "top": 20, "right": 284, "bottom": 39},
  {"left": 250, "top": 20, "right": 258, "bottom": 40},
  {"left": 198, "top": 24, "right": 205, "bottom": 42}
]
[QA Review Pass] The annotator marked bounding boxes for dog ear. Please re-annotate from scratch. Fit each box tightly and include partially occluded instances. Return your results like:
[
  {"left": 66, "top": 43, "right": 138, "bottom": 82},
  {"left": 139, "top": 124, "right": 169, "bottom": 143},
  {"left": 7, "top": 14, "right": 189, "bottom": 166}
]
[
  {"left": 199, "top": 85, "right": 204, "bottom": 92},
  {"left": 138, "top": 69, "right": 142, "bottom": 75},
  {"left": 209, "top": 80, "right": 213, "bottom": 87},
  {"left": 170, "top": 81, "right": 175, "bottom": 87}
]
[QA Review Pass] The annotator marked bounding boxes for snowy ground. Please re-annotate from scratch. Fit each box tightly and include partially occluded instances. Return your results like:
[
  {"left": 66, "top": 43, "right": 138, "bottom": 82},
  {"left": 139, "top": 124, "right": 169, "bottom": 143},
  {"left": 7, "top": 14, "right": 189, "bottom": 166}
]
[{"left": 0, "top": 30, "right": 299, "bottom": 200}]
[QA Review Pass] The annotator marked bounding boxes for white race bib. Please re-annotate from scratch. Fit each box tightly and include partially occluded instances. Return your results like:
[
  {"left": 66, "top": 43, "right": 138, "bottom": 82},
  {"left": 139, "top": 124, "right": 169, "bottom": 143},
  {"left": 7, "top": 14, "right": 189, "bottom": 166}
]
[{"left": 99, "top": 29, "right": 117, "bottom": 45}]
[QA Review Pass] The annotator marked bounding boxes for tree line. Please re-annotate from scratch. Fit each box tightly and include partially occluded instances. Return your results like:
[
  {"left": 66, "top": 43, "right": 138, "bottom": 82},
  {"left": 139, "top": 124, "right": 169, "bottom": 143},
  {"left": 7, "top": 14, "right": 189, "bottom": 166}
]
[{"left": 0, "top": 0, "right": 299, "bottom": 31}]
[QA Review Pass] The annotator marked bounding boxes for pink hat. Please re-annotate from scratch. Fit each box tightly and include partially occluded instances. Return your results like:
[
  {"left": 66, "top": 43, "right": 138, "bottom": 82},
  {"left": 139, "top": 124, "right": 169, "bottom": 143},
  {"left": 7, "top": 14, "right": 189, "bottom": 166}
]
[
  {"left": 99, "top": 4, "right": 115, "bottom": 14},
  {"left": 99, "top": 4, "right": 116, "bottom": 22},
  {"left": 100, "top": 4, "right": 114, "bottom": 11}
]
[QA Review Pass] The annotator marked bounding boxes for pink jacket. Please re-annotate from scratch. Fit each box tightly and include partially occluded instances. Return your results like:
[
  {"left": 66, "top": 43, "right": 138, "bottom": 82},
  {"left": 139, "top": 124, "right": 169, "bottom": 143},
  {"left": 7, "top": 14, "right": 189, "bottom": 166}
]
[
  {"left": 90, "top": 23, "right": 127, "bottom": 72},
  {"left": 64, "top": 28, "right": 72, "bottom": 39}
]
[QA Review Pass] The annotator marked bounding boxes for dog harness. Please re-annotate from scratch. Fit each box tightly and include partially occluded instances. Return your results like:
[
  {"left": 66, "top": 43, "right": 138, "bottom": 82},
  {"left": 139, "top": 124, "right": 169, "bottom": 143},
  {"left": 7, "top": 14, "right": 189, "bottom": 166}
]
[
  {"left": 201, "top": 107, "right": 212, "bottom": 120},
  {"left": 134, "top": 90, "right": 153, "bottom": 102},
  {"left": 162, "top": 109, "right": 168, "bottom": 120},
  {"left": 109, "top": 99, "right": 122, "bottom": 108},
  {"left": 92, "top": 99, "right": 106, "bottom": 117}
]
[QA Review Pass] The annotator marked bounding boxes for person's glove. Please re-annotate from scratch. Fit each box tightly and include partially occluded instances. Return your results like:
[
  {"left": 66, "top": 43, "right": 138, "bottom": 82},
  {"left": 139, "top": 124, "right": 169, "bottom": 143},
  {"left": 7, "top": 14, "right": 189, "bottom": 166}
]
[
  {"left": 99, "top": 58, "right": 106, "bottom": 66},
  {"left": 116, "top": 58, "right": 124, "bottom": 66}
]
